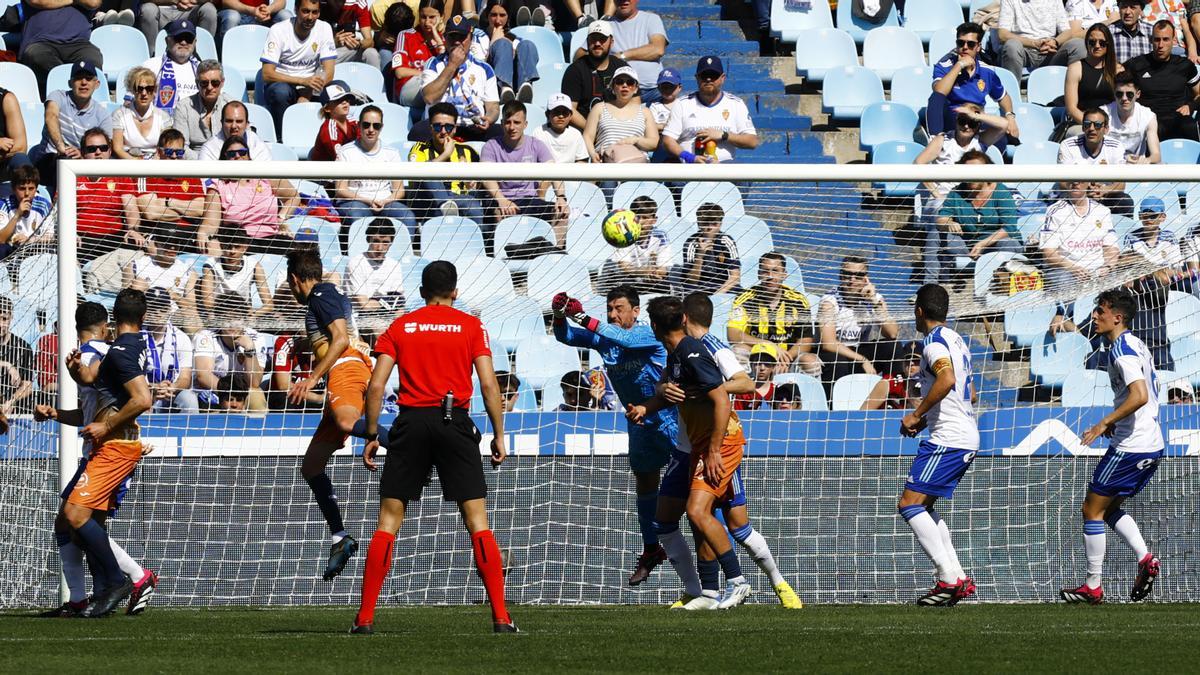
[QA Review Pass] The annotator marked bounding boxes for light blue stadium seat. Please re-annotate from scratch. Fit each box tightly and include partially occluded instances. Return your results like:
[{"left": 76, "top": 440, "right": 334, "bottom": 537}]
[
  {"left": 1112, "top": 214, "right": 1139, "bottom": 244},
  {"left": 422, "top": 216, "right": 487, "bottom": 262},
  {"left": 984, "top": 145, "right": 1004, "bottom": 164},
  {"left": 1030, "top": 331, "right": 1091, "bottom": 388},
  {"left": 1072, "top": 290, "right": 1100, "bottom": 326},
  {"left": 612, "top": 181, "right": 675, "bottom": 220},
  {"left": 771, "top": 372, "right": 829, "bottom": 411},
  {"left": 456, "top": 256, "right": 516, "bottom": 309},
  {"left": 903, "top": 0, "right": 963, "bottom": 43},
  {"left": 836, "top": 0, "right": 899, "bottom": 44},
  {"left": 155, "top": 27, "right": 218, "bottom": 60},
  {"left": 266, "top": 142, "right": 298, "bottom": 160},
  {"left": 336, "top": 62, "right": 386, "bottom": 100},
  {"left": 21, "top": 101, "right": 44, "bottom": 146},
  {"left": 793, "top": 28, "right": 857, "bottom": 83},
  {"left": 1012, "top": 140, "right": 1059, "bottom": 164},
  {"left": 346, "top": 216, "right": 414, "bottom": 259},
  {"left": 772, "top": 0, "right": 834, "bottom": 42},
  {"left": 511, "top": 25, "right": 564, "bottom": 64},
  {"left": 1170, "top": 338, "right": 1200, "bottom": 387},
  {"left": 709, "top": 293, "right": 735, "bottom": 343},
  {"left": 656, "top": 215, "right": 697, "bottom": 249},
  {"left": 1062, "top": 370, "right": 1114, "bottom": 407},
  {"left": 680, "top": 181, "right": 744, "bottom": 221},
  {"left": 244, "top": 102, "right": 277, "bottom": 143},
  {"left": 526, "top": 253, "right": 593, "bottom": 308},
  {"left": 1166, "top": 292, "right": 1200, "bottom": 341},
  {"left": 831, "top": 374, "right": 882, "bottom": 410},
  {"left": 928, "top": 27, "right": 957, "bottom": 63},
  {"left": 723, "top": 215, "right": 774, "bottom": 280},
  {"left": 514, "top": 334, "right": 583, "bottom": 389},
  {"left": 0, "top": 62, "right": 40, "bottom": 102},
  {"left": 1026, "top": 66, "right": 1067, "bottom": 107},
  {"left": 859, "top": 102, "right": 918, "bottom": 151},
  {"left": 481, "top": 296, "right": 545, "bottom": 353},
  {"left": 91, "top": 26, "right": 149, "bottom": 85},
  {"left": 1161, "top": 138, "right": 1200, "bottom": 164},
  {"left": 566, "top": 181, "right": 607, "bottom": 221},
  {"left": 222, "top": 24, "right": 269, "bottom": 85},
  {"left": 567, "top": 27, "right": 589, "bottom": 62},
  {"left": 11, "top": 296, "right": 41, "bottom": 345},
  {"left": 17, "top": 253, "right": 81, "bottom": 310},
  {"left": 870, "top": 139, "right": 922, "bottom": 197},
  {"left": 220, "top": 65, "right": 248, "bottom": 102},
  {"left": 992, "top": 66, "right": 1021, "bottom": 104},
  {"left": 1013, "top": 103, "right": 1055, "bottom": 144},
  {"left": 495, "top": 215, "right": 557, "bottom": 272},
  {"left": 540, "top": 380, "right": 567, "bottom": 411},
  {"left": 564, "top": 211, "right": 610, "bottom": 271},
  {"left": 973, "top": 251, "right": 1021, "bottom": 297},
  {"left": 822, "top": 66, "right": 885, "bottom": 122},
  {"left": 888, "top": 65, "right": 935, "bottom": 115},
  {"left": 862, "top": 27, "right": 926, "bottom": 82},
  {"left": 1003, "top": 301, "right": 1057, "bottom": 348},
  {"left": 530, "top": 62, "right": 568, "bottom": 110},
  {"left": 280, "top": 102, "right": 323, "bottom": 158},
  {"left": 397, "top": 256, "right": 429, "bottom": 294},
  {"left": 46, "top": 63, "right": 110, "bottom": 101},
  {"left": 1016, "top": 213, "right": 1043, "bottom": 244}
]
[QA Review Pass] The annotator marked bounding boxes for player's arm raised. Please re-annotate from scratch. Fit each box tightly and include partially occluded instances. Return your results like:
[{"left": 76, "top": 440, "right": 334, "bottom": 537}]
[
  {"left": 81, "top": 375, "right": 153, "bottom": 443},
  {"left": 289, "top": 318, "right": 349, "bottom": 405},
  {"left": 474, "top": 353, "right": 507, "bottom": 468},
  {"left": 362, "top": 353, "right": 395, "bottom": 471},
  {"left": 901, "top": 357, "right": 954, "bottom": 437},
  {"left": 1083, "top": 378, "right": 1149, "bottom": 446}
]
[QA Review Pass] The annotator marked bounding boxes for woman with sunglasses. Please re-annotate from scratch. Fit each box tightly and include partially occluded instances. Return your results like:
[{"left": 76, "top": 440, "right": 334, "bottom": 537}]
[
  {"left": 333, "top": 105, "right": 418, "bottom": 239},
  {"left": 111, "top": 67, "right": 175, "bottom": 160},
  {"left": 1064, "top": 23, "right": 1123, "bottom": 136},
  {"left": 483, "top": 0, "right": 540, "bottom": 104},
  {"left": 200, "top": 135, "right": 299, "bottom": 255},
  {"left": 582, "top": 65, "right": 657, "bottom": 164}
]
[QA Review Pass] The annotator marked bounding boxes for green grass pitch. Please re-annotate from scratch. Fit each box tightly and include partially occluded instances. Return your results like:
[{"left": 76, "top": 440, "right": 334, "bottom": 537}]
[{"left": 4, "top": 604, "right": 1200, "bottom": 672}]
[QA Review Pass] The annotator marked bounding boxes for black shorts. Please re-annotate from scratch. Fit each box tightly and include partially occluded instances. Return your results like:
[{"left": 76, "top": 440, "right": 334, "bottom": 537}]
[{"left": 380, "top": 407, "right": 487, "bottom": 503}]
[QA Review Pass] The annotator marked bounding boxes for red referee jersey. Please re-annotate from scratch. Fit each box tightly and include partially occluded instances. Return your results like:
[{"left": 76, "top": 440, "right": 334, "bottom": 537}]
[{"left": 373, "top": 304, "right": 491, "bottom": 409}]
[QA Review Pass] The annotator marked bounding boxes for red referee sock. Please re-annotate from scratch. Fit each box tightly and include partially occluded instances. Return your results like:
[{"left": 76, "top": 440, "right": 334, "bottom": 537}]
[
  {"left": 355, "top": 530, "right": 395, "bottom": 627},
  {"left": 471, "top": 530, "right": 511, "bottom": 625}
]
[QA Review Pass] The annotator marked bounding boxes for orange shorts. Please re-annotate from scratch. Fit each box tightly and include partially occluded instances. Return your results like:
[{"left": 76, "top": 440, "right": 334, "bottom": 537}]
[
  {"left": 67, "top": 440, "right": 143, "bottom": 512},
  {"left": 689, "top": 431, "right": 745, "bottom": 499},
  {"left": 313, "top": 356, "right": 371, "bottom": 446}
]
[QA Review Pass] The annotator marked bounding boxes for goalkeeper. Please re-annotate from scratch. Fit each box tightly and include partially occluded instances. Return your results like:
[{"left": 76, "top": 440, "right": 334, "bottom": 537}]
[{"left": 551, "top": 285, "right": 680, "bottom": 587}]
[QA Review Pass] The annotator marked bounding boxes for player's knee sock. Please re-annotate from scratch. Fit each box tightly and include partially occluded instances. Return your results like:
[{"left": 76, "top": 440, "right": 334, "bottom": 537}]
[
  {"left": 57, "top": 532, "right": 87, "bottom": 603},
  {"left": 355, "top": 530, "right": 395, "bottom": 627},
  {"left": 716, "top": 549, "right": 745, "bottom": 585},
  {"left": 697, "top": 558, "right": 720, "bottom": 598},
  {"left": 929, "top": 511, "right": 964, "bottom": 581},
  {"left": 305, "top": 472, "right": 347, "bottom": 541},
  {"left": 74, "top": 519, "right": 124, "bottom": 589},
  {"left": 1104, "top": 509, "right": 1150, "bottom": 560},
  {"left": 635, "top": 493, "right": 658, "bottom": 550},
  {"left": 731, "top": 524, "right": 785, "bottom": 587},
  {"left": 1083, "top": 520, "right": 1106, "bottom": 588},
  {"left": 109, "top": 538, "right": 145, "bottom": 584},
  {"left": 656, "top": 521, "right": 701, "bottom": 597},
  {"left": 900, "top": 505, "right": 953, "bottom": 583},
  {"left": 471, "top": 529, "right": 511, "bottom": 625}
]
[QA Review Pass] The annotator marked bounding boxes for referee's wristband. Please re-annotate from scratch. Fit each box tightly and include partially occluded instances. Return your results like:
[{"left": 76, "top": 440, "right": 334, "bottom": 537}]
[{"left": 679, "top": 150, "right": 696, "bottom": 164}]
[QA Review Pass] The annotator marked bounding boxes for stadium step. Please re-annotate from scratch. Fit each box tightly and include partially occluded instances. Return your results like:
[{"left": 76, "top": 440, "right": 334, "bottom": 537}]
[{"left": 669, "top": 39, "right": 760, "bottom": 56}]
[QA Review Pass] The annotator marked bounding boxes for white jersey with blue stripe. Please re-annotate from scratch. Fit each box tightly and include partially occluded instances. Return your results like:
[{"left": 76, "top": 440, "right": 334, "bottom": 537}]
[
  {"left": 1108, "top": 331, "right": 1164, "bottom": 453},
  {"left": 78, "top": 339, "right": 110, "bottom": 457},
  {"left": 919, "top": 325, "right": 979, "bottom": 451}
]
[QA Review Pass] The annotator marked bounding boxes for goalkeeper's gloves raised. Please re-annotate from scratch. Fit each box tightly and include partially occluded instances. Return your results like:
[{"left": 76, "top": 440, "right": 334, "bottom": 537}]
[
  {"left": 552, "top": 292, "right": 599, "bottom": 331},
  {"left": 551, "top": 291, "right": 571, "bottom": 319}
]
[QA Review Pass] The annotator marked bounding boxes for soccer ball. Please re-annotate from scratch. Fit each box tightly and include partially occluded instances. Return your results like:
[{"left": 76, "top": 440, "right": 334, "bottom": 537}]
[{"left": 601, "top": 209, "right": 641, "bottom": 248}]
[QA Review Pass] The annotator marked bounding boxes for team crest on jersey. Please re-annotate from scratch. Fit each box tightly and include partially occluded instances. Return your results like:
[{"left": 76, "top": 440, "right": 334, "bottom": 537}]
[
  {"left": 106, "top": 180, "right": 116, "bottom": 191},
  {"left": 180, "top": 180, "right": 190, "bottom": 192},
  {"left": 722, "top": 110, "right": 729, "bottom": 120},
  {"left": 1096, "top": 220, "right": 1103, "bottom": 228},
  {"left": 312, "top": 42, "right": 319, "bottom": 52},
  {"left": 159, "top": 85, "right": 175, "bottom": 107},
  {"left": 976, "top": 79, "right": 986, "bottom": 92},
  {"left": 469, "top": 74, "right": 476, "bottom": 85}
]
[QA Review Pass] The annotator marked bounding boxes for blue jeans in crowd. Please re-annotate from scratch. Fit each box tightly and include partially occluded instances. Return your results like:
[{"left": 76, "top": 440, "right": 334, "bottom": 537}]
[
  {"left": 338, "top": 199, "right": 420, "bottom": 240},
  {"left": 263, "top": 81, "right": 304, "bottom": 139},
  {"left": 217, "top": 8, "right": 293, "bottom": 46},
  {"left": 411, "top": 182, "right": 486, "bottom": 223},
  {"left": 489, "top": 37, "right": 539, "bottom": 89}
]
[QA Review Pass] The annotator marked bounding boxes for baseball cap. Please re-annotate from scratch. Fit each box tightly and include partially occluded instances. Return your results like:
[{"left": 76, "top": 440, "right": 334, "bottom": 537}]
[
  {"left": 319, "top": 80, "right": 364, "bottom": 106},
  {"left": 1168, "top": 379, "right": 1194, "bottom": 398},
  {"left": 749, "top": 343, "right": 779, "bottom": 363},
  {"left": 1139, "top": 197, "right": 1165, "bottom": 215},
  {"left": 696, "top": 55, "right": 724, "bottom": 76},
  {"left": 546, "top": 93, "right": 573, "bottom": 112},
  {"left": 612, "top": 66, "right": 639, "bottom": 83},
  {"left": 294, "top": 227, "right": 319, "bottom": 243},
  {"left": 165, "top": 18, "right": 196, "bottom": 39},
  {"left": 70, "top": 60, "right": 98, "bottom": 81},
  {"left": 445, "top": 14, "right": 477, "bottom": 36},
  {"left": 657, "top": 67, "right": 681, "bottom": 87},
  {"left": 588, "top": 19, "right": 613, "bottom": 38}
]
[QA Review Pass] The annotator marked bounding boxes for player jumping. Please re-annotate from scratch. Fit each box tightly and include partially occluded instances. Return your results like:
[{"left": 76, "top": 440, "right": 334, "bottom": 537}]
[
  {"left": 61, "top": 289, "right": 154, "bottom": 617},
  {"left": 628, "top": 296, "right": 748, "bottom": 610},
  {"left": 899, "top": 284, "right": 978, "bottom": 606},
  {"left": 1062, "top": 289, "right": 1163, "bottom": 605},
  {"left": 286, "top": 248, "right": 374, "bottom": 581},
  {"left": 551, "top": 285, "right": 679, "bottom": 587},
  {"left": 35, "top": 302, "right": 157, "bottom": 617}
]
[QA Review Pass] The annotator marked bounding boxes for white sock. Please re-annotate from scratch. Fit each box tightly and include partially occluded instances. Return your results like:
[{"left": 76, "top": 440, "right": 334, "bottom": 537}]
[
  {"left": 1109, "top": 513, "right": 1150, "bottom": 560},
  {"left": 110, "top": 538, "right": 145, "bottom": 583},
  {"left": 658, "top": 525, "right": 702, "bottom": 597},
  {"left": 331, "top": 531, "right": 348, "bottom": 545},
  {"left": 60, "top": 540, "right": 87, "bottom": 603},
  {"left": 1084, "top": 520, "right": 1105, "bottom": 589},
  {"left": 738, "top": 529, "right": 785, "bottom": 587},
  {"left": 901, "top": 507, "right": 954, "bottom": 583},
  {"left": 936, "top": 518, "right": 965, "bottom": 581}
]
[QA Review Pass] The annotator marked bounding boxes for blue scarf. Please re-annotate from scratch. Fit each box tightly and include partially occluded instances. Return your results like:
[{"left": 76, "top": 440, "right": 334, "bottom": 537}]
[{"left": 154, "top": 53, "right": 199, "bottom": 112}]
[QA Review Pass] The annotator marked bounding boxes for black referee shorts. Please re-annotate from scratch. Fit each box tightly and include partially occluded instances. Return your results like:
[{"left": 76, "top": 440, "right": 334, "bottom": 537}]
[{"left": 380, "top": 407, "right": 487, "bottom": 503}]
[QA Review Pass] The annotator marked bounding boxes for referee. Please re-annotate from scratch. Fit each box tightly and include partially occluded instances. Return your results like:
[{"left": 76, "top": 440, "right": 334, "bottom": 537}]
[{"left": 351, "top": 260, "right": 515, "bottom": 635}]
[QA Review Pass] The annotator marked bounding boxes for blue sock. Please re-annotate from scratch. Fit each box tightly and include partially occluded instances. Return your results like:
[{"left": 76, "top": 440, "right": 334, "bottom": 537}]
[
  {"left": 698, "top": 558, "right": 720, "bottom": 593},
  {"left": 713, "top": 508, "right": 736, "bottom": 551},
  {"left": 305, "top": 473, "right": 346, "bottom": 537},
  {"left": 730, "top": 523, "right": 753, "bottom": 544},
  {"left": 74, "top": 519, "right": 123, "bottom": 588},
  {"left": 928, "top": 509, "right": 942, "bottom": 525},
  {"left": 716, "top": 548, "right": 744, "bottom": 582},
  {"left": 636, "top": 493, "right": 658, "bottom": 549}
]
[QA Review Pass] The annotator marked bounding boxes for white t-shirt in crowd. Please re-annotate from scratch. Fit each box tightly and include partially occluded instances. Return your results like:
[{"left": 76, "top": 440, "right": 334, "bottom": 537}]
[
  {"left": 193, "top": 328, "right": 270, "bottom": 378},
  {"left": 1058, "top": 134, "right": 1126, "bottom": 165},
  {"left": 662, "top": 91, "right": 755, "bottom": 163},
  {"left": 335, "top": 142, "right": 404, "bottom": 202},
  {"left": 420, "top": 54, "right": 499, "bottom": 127},
  {"left": 530, "top": 124, "right": 588, "bottom": 163},
  {"left": 610, "top": 228, "right": 671, "bottom": 269},
  {"left": 347, "top": 254, "right": 405, "bottom": 300},
  {"left": 1104, "top": 101, "right": 1155, "bottom": 158},
  {"left": 261, "top": 19, "right": 337, "bottom": 79},
  {"left": 1039, "top": 198, "right": 1118, "bottom": 272},
  {"left": 198, "top": 129, "right": 273, "bottom": 162},
  {"left": 609, "top": 10, "right": 668, "bottom": 88},
  {"left": 1065, "top": 0, "right": 1116, "bottom": 23}
]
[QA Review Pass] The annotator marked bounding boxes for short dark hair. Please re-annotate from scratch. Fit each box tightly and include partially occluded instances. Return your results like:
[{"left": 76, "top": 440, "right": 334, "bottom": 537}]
[
  {"left": 421, "top": 260, "right": 457, "bottom": 299},
  {"left": 915, "top": 283, "right": 950, "bottom": 322},
  {"left": 956, "top": 22, "right": 984, "bottom": 40},
  {"left": 958, "top": 149, "right": 991, "bottom": 164},
  {"left": 696, "top": 203, "right": 724, "bottom": 226},
  {"left": 217, "top": 222, "right": 250, "bottom": 248},
  {"left": 1097, "top": 288, "right": 1138, "bottom": 326},
  {"left": 428, "top": 102, "right": 459, "bottom": 121},
  {"left": 759, "top": 251, "right": 785, "bottom": 267},
  {"left": 113, "top": 288, "right": 147, "bottom": 326},
  {"left": 296, "top": 0, "right": 320, "bottom": 9},
  {"left": 1082, "top": 107, "right": 1109, "bottom": 124},
  {"left": 81, "top": 127, "right": 110, "bottom": 146},
  {"left": 502, "top": 100, "right": 527, "bottom": 121},
  {"left": 496, "top": 370, "right": 520, "bottom": 392},
  {"left": 10, "top": 164, "right": 39, "bottom": 185},
  {"left": 76, "top": 301, "right": 108, "bottom": 332},
  {"left": 365, "top": 217, "right": 395, "bottom": 240},
  {"left": 773, "top": 382, "right": 802, "bottom": 405},
  {"left": 629, "top": 196, "right": 657, "bottom": 219},
  {"left": 359, "top": 104, "right": 383, "bottom": 122},
  {"left": 607, "top": 284, "right": 640, "bottom": 308},
  {"left": 150, "top": 221, "right": 187, "bottom": 250},
  {"left": 1114, "top": 70, "right": 1139, "bottom": 89},
  {"left": 682, "top": 292, "right": 713, "bottom": 328},
  {"left": 842, "top": 254, "right": 869, "bottom": 270},
  {"left": 560, "top": 370, "right": 586, "bottom": 390},
  {"left": 220, "top": 134, "right": 249, "bottom": 158},
  {"left": 217, "top": 372, "right": 250, "bottom": 403},
  {"left": 647, "top": 295, "right": 684, "bottom": 333},
  {"left": 216, "top": 292, "right": 250, "bottom": 316},
  {"left": 1153, "top": 18, "right": 1175, "bottom": 34},
  {"left": 286, "top": 246, "right": 324, "bottom": 282},
  {"left": 158, "top": 128, "right": 185, "bottom": 147}
]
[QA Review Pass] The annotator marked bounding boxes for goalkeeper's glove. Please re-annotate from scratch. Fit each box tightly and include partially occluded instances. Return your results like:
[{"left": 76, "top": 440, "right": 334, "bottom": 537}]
[
  {"left": 551, "top": 291, "right": 571, "bottom": 319},
  {"left": 563, "top": 297, "right": 600, "bottom": 332}
]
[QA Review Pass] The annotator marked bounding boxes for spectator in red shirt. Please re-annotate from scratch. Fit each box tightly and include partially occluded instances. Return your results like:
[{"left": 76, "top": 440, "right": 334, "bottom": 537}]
[
  {"left": 732, "top": 343, "right": 777, "bottom": 411},
  {"left": 34, "top": 329, "right": 58, "bottom": 397},
  {"left": 75, "top": 128, "right": 145, "bottom": 263},
  {"left": 269, "top": 333, "right": 323, "bottom": 409},
  {"left": 322, "top": 0, "right": 380, "bottom": 67},
  {"left": 309, "top": 81, "right": 364, "bottom": 161},
  {"left": 391, "top": 0, "right": 444, "bottom": 106},
  {"left": 136, "top": 129, "right": 206, "bottom": 235}
]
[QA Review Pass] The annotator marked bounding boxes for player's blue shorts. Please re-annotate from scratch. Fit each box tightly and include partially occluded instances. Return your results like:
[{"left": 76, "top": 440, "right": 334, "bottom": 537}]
[
  {"left": 720, "top": 466, "right": 747, "bottom": 508},
  {"left": 61, "top": 457, "right": 134, "bottom": 515},
  {"left": 628, "top": 425, "right": 674, "bottom": 474},
  {"left": 1089, "top": 448, "right": 1163, "bottom": 497},
  {"left": 659, "top": 450, "right": 692, "bottom": 500},
  {"left": 905, "top": 440, "right": 977, "bottom": 498}
]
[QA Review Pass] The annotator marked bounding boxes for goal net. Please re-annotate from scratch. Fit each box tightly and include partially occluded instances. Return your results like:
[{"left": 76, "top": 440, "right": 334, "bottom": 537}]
[{"left": 3, "top": 160, "right": 1199, "bottom": 608}]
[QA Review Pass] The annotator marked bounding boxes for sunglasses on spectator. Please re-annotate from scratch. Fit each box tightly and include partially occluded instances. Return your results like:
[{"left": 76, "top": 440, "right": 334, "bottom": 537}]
[
  {"left": 841, "top": 270, "right": 867, "bottom": 279},
  {"left": 161, "top": 147, "right": 186, "bottom": 158},
  {"left": 134, "top": 84, "right": 156, "bottom": 94},
  {"left": 1117, "top": 90, "right": 1137, "bottom": 99},
  {"left": 1087, "top": 39, "right": 1107, "bottom": 47},
  {"left": 955, "top": 39, "right": 978, "bottom": 48},
  {"left": 431, "top": 122, "right": 456, "bottom": 132},
  {"left": 83, "top": 143, "right": 110, "bottom": 153},
  {"left": 613, "top": 78, "right": 637, "bottom": 88},
  {"left": 173, "top": 33, "right": 195, "bottom": 43},
  {"left": 224, "top": 148, "right": 250, "bottom": 158},
  {"left": 360, "top": 121, "right": 383, "bottom": 130},
  {"left": 957, "top": 116, "right": 979, "bottom": 128},
  {"left": 1082, "top": 120, "right": 1105, "bottom": 129},
  {"left": 199, "top": 78, "right": 223, "bottom": 88}
]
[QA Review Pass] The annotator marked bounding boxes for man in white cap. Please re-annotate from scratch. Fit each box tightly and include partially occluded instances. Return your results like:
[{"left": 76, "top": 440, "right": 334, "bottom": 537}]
[
  {"left": 562, "top": 20, "right": 629, "bottom": 130},
  {"left": 662, "top": 55, "right": 758, "bottom": 164},
  {"left": 530, "top": 93, "right": 589, "bottom": 164}
]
